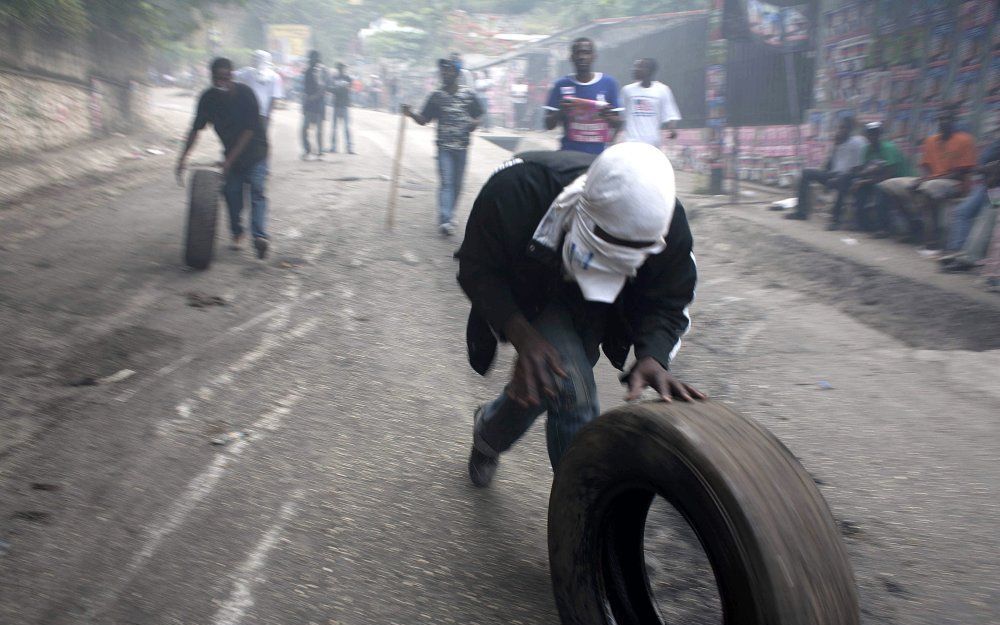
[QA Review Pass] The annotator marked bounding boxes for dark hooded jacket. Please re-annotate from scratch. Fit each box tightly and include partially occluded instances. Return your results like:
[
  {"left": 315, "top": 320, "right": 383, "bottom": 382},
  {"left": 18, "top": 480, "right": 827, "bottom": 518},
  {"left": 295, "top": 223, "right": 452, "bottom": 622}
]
[{"left": 455, "top": 150, "right": 696, "bottom": 375}]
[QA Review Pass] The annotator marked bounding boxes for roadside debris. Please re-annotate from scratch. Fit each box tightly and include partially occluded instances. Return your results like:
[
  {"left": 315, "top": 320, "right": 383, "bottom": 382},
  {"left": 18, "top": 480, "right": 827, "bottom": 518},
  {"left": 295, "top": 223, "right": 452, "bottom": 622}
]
[
  {"left": 68, "top": 369, "right": 135, "bottom": 386},
  {"left": 839, "top": 519, "right": 863, "bottom": 537},
  {"left": 11, "top": 511, "right": 52, "bottom": 524},
  {"left": 401, "top": 252, "right": 420, "bottom": 266},
  {"left": 769, "top": 197, "right": 797, "bottom": 211},
  {"left": 817, "top": 380, "right": 835, "bottom": 390},
  {"left": 0, "top": 539, "right": 9, "bottom": 556},
  {"left": 186, "top": 292, "right": 227, "bottom": 308},
  {"left": 210, "top": 431, "right": 246, "bottom": 446},
  {"left": 840, "top": 238, "right": 859, "bottom": 246},
  {"left": 30, "top": 483, "right": 60, "bottom": 492},
  {"left": 98, "top": 369, "right": 135, "bottom": 384},
  {"left": 278, "top": 257, "right": 307, "bottom": 269}
]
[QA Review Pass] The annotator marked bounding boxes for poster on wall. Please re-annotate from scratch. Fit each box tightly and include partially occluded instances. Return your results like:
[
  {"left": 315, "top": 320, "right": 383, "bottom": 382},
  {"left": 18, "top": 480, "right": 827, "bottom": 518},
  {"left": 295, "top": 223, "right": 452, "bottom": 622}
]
[
  {"left": 982, "top": 100, "right": 1000, "bottom": 135},
  {"left": 987, "top": 55, "right": 1000, "bottom": 101},
  {"left": 859, "top": 70, "right": 891, "bottom": 115},
  {"left": 876, "top": 0, "right": 900, "bottom": 35},
  {"left": 725, "top": 0, "right": 817, "bottom": 51},
  {"left": 921, "top": 66, "right": 948, "bottom": 105},
  {"left": 957, "top": 26, "right": 988, "bottom": 70},
  {"left": 925, "top": 22, "right": 955, "bottom": 67}
]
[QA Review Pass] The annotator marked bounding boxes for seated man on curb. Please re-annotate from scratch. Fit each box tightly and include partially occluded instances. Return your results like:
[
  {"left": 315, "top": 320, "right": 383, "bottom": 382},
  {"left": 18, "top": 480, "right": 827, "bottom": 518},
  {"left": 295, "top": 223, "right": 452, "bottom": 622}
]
[
  {"left": 785, "top": 116, "right": 866, "bottom": 230},
  {"left": 940, "top": 134, "right": 1000, "bottom": 256},
  {"left": 877, "top": 104, "right": 977, "bottom": 249},
  {"left": 940, "top": 148, "right": 1000, "bottom": 273},
  {"left": 455, "top": 143, "right": 705, "bottom": 487},
  {"left": 851, "top": 122, "right": 910, "bottom": 235}
]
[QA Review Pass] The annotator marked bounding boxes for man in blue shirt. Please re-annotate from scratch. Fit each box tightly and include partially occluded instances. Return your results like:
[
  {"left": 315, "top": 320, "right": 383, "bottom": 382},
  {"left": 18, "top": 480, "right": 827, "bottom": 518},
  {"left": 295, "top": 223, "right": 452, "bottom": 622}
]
[{"left": 544, "top": 38, "right": 622, "bottom": 154}]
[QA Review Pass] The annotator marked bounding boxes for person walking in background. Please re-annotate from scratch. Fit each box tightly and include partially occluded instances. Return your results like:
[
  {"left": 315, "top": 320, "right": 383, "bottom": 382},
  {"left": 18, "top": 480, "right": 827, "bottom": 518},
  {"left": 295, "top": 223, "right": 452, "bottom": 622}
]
[
  {"left": 620, "top": 57, "right": 681, "bottom": 148},
  {"left": 327, "top": 62, "right": 354, "bottom": 154},
  {"left": 450, "top": 52, "right": 474, "bottom": 88},
  {"left": 402, "top": 58, "right": 482, "bottom": 236},
  {"left": 175, "top": 58, "right": 270, "bottom": 259},
  {"left": 544, "top": 37, "right": 622, "bottom": 154},
  {"left": 474, "top": 69, "right": 493, "bottom": 131},
  {"left": 300, "top": 50, "right": 327, "bottom": 160},
  {"left": 510, "top": 78, "right": 529, "bottom": 130},
  {"left": 785, "top": 116, "right": 866, "bottom": 230},
  {"left": 388, "top": 76, "right": 400, "bottom": 113},
  {"left": 235, "top": 50, "right": 284, "bottom": 130}
]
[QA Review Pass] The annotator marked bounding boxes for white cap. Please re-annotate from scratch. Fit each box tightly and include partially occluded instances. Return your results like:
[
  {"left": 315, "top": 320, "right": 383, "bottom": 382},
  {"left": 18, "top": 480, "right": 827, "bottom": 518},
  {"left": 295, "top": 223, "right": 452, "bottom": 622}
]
[
  {"left": 568, "top": 142, "right": 676, "bottom": 303},
  {"left": 252, "top": 50, "right": 272, "bottom": 66}
]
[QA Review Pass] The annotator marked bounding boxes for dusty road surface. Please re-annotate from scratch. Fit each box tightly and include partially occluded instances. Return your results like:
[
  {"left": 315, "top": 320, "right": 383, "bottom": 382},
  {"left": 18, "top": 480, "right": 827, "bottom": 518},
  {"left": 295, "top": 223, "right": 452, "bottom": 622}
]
[{"left": 1, "top": 90, "right": 998, "bottom": 625}]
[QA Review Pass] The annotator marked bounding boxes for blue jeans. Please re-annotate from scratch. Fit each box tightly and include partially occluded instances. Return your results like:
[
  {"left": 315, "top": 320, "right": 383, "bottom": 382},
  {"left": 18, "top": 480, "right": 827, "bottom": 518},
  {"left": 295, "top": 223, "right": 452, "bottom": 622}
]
[
  {"left": 474, "top": 301, "right": 602, "bottom": 470},
  {"left": 223, "top": 160, "right": 268, "bottom": 240},
  {"left": 437, "top": 148, "right": 468, "bottom": 226},
  {"left": 330, "top": 106, "right": 352, "bottom": 152},
  {"left": 946, "top": 185, "right": 988, "bottom": 251}
]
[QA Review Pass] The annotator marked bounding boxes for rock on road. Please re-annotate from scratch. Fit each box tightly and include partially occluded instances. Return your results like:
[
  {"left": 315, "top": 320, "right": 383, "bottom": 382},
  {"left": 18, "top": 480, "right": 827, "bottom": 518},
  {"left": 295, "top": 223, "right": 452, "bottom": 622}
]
[{"left": 0, "top": 90, "right": 997, "bottom": 625}]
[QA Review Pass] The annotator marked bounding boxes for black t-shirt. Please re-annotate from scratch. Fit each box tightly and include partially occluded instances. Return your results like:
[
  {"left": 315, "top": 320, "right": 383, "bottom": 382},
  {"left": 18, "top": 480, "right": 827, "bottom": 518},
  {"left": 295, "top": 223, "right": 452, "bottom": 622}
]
[
  {"left": 329, "top": 73, "right": 352, "bottom": 108},
  {"left": 194, "top": 83, "right": 268, "bottom": 170}
]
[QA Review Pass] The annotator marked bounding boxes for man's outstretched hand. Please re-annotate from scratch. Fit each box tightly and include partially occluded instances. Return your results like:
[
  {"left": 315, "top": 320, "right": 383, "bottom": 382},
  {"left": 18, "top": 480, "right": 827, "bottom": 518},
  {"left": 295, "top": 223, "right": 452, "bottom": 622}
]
[
  {"left": 625, "top": 356, "right": 706, "bottom": 403},
  {"left": 504, "top": 314, "right": 567, "bottom": 408}
]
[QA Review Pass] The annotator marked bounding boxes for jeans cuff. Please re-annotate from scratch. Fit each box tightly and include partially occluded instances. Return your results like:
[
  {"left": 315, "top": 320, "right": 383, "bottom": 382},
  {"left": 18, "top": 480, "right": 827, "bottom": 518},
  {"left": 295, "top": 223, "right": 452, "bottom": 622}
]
[{"left": 473, "top": 427, "right": 499, "bottom": 459}]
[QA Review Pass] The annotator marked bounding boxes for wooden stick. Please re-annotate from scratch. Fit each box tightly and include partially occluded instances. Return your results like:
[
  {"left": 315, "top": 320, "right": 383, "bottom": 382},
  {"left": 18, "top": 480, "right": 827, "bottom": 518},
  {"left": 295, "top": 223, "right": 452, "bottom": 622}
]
[{"left": 386, "top": 112, "right": 407, "bottom": 229}]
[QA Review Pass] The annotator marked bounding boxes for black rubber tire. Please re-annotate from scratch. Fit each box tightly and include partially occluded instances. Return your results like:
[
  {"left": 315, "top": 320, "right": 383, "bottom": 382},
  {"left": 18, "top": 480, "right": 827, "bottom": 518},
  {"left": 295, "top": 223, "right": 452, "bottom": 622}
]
[
  {"left": 184, "top": 169, "right": 222, "bottom": 270},
  {"left": 548, "top": 400, "right": 859, "bottom": 625}
]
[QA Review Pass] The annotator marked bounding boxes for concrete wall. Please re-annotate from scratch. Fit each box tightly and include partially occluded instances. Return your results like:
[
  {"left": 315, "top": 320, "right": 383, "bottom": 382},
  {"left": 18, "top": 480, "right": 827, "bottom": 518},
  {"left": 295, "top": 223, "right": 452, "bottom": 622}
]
[{"left": 0, "top": 22, "right": 149, "bottom": 160}]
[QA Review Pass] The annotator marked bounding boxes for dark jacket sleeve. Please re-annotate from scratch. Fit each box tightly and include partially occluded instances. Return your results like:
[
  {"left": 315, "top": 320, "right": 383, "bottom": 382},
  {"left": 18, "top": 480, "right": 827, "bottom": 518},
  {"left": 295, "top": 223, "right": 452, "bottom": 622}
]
[
  {"left": 628, "top": 203, "right": 696, "bottom": 369},
  {"left": 455, "top": 175, "right": 521, "bottom": 335}
]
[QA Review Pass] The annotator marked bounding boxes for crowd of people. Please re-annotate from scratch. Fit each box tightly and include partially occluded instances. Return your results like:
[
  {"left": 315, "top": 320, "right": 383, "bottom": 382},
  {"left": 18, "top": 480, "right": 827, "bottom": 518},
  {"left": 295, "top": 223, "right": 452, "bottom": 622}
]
[
  {"left": 780, "top": 104, "right": 1000, "bottom": 294},
  {"left": 169, "top": 38, "right": 704, "bottom": 488},
  {"left": 167, "top": 32, "right": 998, "bottom": 490},
  {"left": 399, "top": 37, "right": 683, "bottom": 236}
]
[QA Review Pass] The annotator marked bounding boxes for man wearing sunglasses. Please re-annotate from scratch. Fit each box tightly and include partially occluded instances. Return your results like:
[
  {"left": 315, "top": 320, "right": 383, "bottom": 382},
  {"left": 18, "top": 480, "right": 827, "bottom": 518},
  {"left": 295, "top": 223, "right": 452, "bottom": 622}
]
[{"left": 456, "top": 142, "right": 704, "bottom": 487}]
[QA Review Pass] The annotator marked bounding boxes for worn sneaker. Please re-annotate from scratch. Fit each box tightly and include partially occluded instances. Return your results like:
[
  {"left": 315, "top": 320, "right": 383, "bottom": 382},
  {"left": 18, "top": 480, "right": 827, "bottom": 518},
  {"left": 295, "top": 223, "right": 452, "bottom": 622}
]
[
  {"left": 468, "top": 405, "right": 498, "bottom": 487},
  {"left": 229, "top": 234, "right": 245, "bottom": 250},
  {"left": 253, "top": 237, "right": 269, "bottom": 260},
  {"left": 440, "top": 222, "right": 456, "bottom": 237}
]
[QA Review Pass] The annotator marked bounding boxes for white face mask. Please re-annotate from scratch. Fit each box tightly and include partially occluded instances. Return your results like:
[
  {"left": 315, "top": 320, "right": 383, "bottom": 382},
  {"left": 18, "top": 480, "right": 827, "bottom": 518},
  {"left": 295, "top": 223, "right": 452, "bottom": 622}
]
[{"left": 561, "top": 208, "right": 664, "bottom": 303}]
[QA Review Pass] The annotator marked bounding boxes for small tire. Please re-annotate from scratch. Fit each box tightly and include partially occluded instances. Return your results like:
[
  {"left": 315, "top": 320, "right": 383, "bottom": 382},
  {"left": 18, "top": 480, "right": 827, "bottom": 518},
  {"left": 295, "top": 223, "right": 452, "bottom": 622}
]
[
  {"left": 184, "top": 169, "right": 222, "bottom": 270},
  {"left": 548, "top": 400, "right": 859, "bottom": 625}
]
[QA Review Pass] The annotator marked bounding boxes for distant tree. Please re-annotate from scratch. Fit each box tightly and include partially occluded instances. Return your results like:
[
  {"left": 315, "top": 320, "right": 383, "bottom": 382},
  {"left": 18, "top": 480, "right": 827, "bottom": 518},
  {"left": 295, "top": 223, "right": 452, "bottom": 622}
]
[{"left": 1, "top": 0, "right": 246, "bottom": 46}]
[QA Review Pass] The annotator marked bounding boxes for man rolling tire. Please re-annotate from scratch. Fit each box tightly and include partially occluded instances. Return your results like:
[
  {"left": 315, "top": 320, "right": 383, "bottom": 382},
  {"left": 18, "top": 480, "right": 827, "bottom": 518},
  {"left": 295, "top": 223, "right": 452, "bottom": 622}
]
[
  {"left": 455, "top": 143, "right": 703, "bottom": 486},
  {"left": 176, "top": 57, "right": 271, "bottom": 260}
]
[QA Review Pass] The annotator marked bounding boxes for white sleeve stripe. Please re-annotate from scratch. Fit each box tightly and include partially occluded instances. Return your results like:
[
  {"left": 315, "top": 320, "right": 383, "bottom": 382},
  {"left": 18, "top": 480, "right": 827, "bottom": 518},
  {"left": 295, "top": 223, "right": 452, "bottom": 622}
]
[{"left": 666, "top": 251, "right": 697, "bottom": 363}]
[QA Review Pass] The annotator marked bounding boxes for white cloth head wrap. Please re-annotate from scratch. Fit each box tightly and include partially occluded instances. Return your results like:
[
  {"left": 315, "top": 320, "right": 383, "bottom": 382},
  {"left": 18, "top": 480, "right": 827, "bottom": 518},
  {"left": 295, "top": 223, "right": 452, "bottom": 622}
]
[{"left": 531, "top": 142, "right": 676, "bottom": 303}]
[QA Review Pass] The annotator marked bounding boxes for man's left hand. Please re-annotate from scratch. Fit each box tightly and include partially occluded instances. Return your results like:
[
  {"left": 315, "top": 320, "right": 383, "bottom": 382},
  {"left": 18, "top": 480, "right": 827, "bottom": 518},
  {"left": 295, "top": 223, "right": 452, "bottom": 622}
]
[{"left": 625, "top": 356, "right": 706, "bottom": 403}]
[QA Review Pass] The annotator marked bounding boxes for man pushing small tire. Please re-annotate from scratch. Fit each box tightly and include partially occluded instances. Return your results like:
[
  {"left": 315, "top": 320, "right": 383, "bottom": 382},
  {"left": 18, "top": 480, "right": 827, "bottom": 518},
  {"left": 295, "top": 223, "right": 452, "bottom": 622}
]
[
  {"left": 455, "top": 142, "right": 704, "bottom": 486},
  {"left": 176, "top": 57, "right": 271, "bottom": 261}
]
